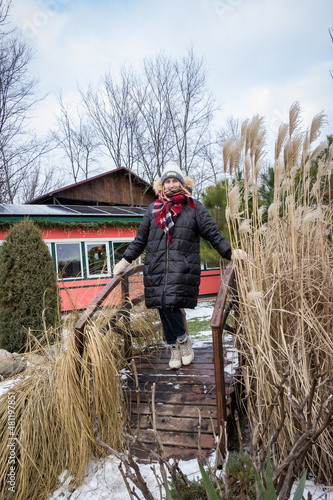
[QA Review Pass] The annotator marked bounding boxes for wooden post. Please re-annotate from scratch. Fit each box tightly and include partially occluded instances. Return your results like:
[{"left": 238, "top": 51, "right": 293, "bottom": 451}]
[
  {"left": 212, "top": 323, "right": 227, "bottom": 454},
  {"left": 210, "top": 262, "right": 235, "bottom": 455},
  {"left": 121, "top": 273, "right": 131, "bottom": 360}
]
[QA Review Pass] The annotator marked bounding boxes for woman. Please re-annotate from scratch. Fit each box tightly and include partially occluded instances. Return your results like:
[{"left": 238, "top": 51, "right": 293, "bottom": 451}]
[{"left": 114, "top": 162, "right": 232, "bottom": 370}]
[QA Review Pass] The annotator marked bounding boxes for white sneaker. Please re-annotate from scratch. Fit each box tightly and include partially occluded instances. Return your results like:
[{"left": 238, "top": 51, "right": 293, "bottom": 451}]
[
  {"left": 178, "top": 335, "right": 194, "bottom": 366},
  {"left": 169, "top": 344, "right": 182, "bottom": 370}
]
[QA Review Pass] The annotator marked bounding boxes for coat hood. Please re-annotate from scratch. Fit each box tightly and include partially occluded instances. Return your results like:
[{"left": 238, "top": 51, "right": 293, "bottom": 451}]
[{"left": 153, "top": 175, "right": 195, "bottom": 195}]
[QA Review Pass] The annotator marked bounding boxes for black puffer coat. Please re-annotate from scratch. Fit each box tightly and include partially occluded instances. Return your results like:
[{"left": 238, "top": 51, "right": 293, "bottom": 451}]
[{"left": 123, "top": 200, "right": 231, "bottom": 309}]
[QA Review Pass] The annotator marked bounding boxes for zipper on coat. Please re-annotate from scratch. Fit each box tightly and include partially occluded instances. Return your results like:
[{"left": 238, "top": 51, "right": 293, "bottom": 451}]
[{"left": 163, "top": 237, "right": 169, "bottom": 292}]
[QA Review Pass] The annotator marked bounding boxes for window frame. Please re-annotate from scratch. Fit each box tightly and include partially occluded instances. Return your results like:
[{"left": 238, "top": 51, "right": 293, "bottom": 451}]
[
  {"left": 54, "top": 241, "right": 84, "bottom": 281},
  {"left": 85, "top": 241, "right": 111, "bottom": 278},
  {"left": 44, "top": 237, "right": 135, "bottom": 281}
]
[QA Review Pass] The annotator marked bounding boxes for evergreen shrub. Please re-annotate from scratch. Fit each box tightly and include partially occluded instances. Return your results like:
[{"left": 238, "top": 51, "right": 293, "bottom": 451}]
[{"left": 0, "top": 219, "right": 60, "bottom": 352}]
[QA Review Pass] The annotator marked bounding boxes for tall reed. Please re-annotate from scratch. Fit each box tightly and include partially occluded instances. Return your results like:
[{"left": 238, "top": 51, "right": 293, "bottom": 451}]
[{"left": 225, "top": 103, "right": 333, "bottom": 482}]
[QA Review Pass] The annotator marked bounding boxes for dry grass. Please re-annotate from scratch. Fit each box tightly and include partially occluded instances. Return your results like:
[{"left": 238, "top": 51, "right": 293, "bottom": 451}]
[
  {"left": 225, "top": 103, "right": 333, "bottom": 482},
  {"left": 0, "top": 299, "right": 160, "bottom": 499}
]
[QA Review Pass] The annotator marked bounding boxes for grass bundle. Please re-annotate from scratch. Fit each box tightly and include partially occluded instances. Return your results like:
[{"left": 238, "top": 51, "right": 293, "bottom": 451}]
[
  {"left": 0, "top": 297, "right": 160, "bottom": 499},
  {"left": 224, "top": 103, "right": 333, "bottom": 482}
]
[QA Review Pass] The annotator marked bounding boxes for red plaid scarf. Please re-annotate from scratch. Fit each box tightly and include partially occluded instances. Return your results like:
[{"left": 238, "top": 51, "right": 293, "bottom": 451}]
[{"left": 154, "top": 188, "right": 196, "bottom": 243}]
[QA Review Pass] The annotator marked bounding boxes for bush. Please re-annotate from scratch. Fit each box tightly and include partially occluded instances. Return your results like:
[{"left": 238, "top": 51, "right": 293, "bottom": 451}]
[{"left": 0, "top": 219, "right": 60, "bottom": 352}]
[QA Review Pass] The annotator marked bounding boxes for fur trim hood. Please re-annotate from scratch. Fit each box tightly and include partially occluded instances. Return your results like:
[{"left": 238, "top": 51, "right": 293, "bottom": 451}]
[{"left": 153, "top": 175, "right": 195, "bottom": 195}]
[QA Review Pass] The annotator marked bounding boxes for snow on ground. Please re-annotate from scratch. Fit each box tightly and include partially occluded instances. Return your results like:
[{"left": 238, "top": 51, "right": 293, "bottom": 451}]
[
  {"left": 185, "top": 299, "right": 215, "bottom": 322},
  {"left": 291, "top": 480, "right": 333, "bottom": 499},
  {"left": 47, "top": 455, "right": 333, "bottom": 500},
  {"left": 48, "top": 456, "right": 204, "bottom": 500},
  {"left": 0, "top": 377, "right": 22, "bottom": 398}
]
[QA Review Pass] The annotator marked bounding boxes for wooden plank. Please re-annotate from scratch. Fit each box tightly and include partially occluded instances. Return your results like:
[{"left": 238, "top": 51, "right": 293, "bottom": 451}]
[
  {"left": 131, "top": 415, "right": 216, "bottom": 433},
  {"left": 125, "top": 373, "right": 217, "bottom": 387},
  {"left": 126, "top": 365, "right": 233, "bottom": 376},
  {"left": 125, "top": 391, "right": 217, "bottom": 405},
  {"left": 125, "top": 373, "right": 219, "bottom": 384},
  {"left": 129, "top": 403, "right": 217, "bottom": 419},
  {"left": 133, "top": 445, "right": 213, "bottom": 461},
  {"left": 128, "top": 384, "right": 215, "bottom": 395},
  {"left": 137, "top": 430, "right": 216, "bottom": 449}
]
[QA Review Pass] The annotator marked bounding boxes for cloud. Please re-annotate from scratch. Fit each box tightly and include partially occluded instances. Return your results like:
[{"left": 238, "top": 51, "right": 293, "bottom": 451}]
[{"left": 8, "top": 0, "right": 333, "bottom": 157}]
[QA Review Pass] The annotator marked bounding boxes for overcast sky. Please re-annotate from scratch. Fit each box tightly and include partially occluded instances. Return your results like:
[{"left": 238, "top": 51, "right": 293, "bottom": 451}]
[{"left": 10, "top": 0, "right": 333, "bottom": 158}]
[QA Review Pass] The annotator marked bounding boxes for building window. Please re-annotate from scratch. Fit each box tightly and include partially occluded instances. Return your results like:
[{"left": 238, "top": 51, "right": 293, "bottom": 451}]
[
  {"left": 86, "top": 242, "right": 110, "bottom": 277},
  {"left": 55, "top": 243, "right": 83, "bottom": 279},
  {"left": 113, "top": 241, "right": 131, "bottom": 265}
]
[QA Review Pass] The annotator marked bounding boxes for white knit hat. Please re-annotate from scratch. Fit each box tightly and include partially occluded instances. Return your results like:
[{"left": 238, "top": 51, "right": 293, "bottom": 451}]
[{"left": 161, "top": 162, "right": 184, "bottom": 185}]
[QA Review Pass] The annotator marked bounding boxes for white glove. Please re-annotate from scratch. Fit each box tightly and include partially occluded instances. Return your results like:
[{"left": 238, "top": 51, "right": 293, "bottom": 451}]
[
  {"left": 232, "top": 249, "right": 248, "bottom": 260},
  {"left": 113, "top": 258, "right": 131, "bottom": 276}
]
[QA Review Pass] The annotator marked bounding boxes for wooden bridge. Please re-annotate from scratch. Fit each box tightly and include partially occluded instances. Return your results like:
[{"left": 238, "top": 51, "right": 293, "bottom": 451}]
[{"left": 75, "top": 262, "right": 239, "bottom": 460}]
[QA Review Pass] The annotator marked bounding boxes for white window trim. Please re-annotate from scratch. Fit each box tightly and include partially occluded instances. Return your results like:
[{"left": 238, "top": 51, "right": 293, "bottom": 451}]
[
  {"left": 44, "top": 237, "right": 135, "bottom": 281},
  {"left": 85, "top": 241, "right": 111, "bottom": 278},
  {"left": 54, "top": 241, "right": 84, "bottom": 280}
]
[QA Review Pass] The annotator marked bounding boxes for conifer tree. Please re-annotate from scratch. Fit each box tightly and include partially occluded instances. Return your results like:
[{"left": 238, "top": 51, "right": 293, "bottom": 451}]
[
  {"left": 0, "top": 219, "right": 60, "bottom": 352},
  {"left": 200, "top": 180, "right": 229, "bottom": 268}
]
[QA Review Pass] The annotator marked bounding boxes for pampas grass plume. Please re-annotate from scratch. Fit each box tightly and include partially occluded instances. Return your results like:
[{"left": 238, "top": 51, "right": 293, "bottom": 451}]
[
  {"left": 304, "top": 208, "right": 321, "bottom": 225},
  {"left": 291, "top": 134, "right": 303, "bottom": 166},
  {"left": 245, "top": 155, "right": 251, "bottom": 185},
  {"left": 289, "top": 101, "right": 302, "bottom": 137},
  {"left": 239, "top": 219, "right": 252, "bottom": 235},
  {"left": 268, "top": 202, "right": 278, "bottom": 220},
  {"left": 228, "top": 184, "right": 241, "bottom": 218},
  {"left": 225, "top": 206, "right": 231, "bottom": 224},
  {"left": 247, "top": 290, "right": 263, "bottom": 303},
  {"left": 301, "top": 130, "right": 310, "bottom": 165},
  {"left": 223, "top": 137, "right": 234, "bottom": 173},
  {"left": 310, "top": 142, "right": 327, "bottom": 161},
  {"left": 254, "top": 161, "right": 264, "bottom": 184},
  {"left": 229, "top": 137, "right": 244, "bottom": 175},
  {"left": 309, "top": 111, "right": 326, "bottom": 144},
  {"left": 281, "top": 177, "right": 291, "bottom": 193},
  {"left": 258, "top": 205, "right": 266, "bottom": 225},
  {"left": 275, "top": 123, "right": 288, "bottom": 161}
]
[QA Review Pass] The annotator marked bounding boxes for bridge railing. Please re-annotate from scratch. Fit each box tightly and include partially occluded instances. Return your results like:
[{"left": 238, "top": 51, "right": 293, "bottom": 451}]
[
  {"left": 74, "top": 264, "right": 144, "bottom": 357},
  {"left": 210, "top": 261, "right": 238, "bottom": 452},
  {"left": 75, "top": 260, "right": 237, "bottom": 453}
]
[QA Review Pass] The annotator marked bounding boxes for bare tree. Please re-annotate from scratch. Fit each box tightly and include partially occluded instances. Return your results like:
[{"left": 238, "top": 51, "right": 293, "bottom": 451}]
[
  {"left": 0, "top": 2, "right": 53, "bottom": 203},
  {"left": 0, "top": 0, "right": 10, "bottom": 26},
  {"left": 165, "top": 48, "right": 216, "bottom": 178},
  {"left": 52, "top": 94, "right": 100, "bottom": 183},
  {"left": 79, "top": 49, "right": 218, "bottom": 194},
  {"left": 129, "top": 55, "right": 175, "bottom": 183},
  {"left": 132, "top": 49, "right": 218, "bottom": 190},
  {"left": 81, "top": 67, "right": 140, "bottom": 203}
]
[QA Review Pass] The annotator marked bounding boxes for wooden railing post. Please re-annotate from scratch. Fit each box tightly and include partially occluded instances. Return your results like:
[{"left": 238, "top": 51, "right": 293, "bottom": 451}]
[
  {"left": 212, "top": 323, "right": 227, "bottom": 454},
  {"left": 210, "top": 262, "right": 236, "bottom": 455},
  {"left": 121, "top": 273, "right": 131, "bottom": 360}
]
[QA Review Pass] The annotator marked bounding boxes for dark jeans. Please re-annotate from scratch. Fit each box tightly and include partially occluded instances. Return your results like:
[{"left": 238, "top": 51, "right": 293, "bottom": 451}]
[{"left": 159, "top": 293, "right": 186, "bottom": 345}]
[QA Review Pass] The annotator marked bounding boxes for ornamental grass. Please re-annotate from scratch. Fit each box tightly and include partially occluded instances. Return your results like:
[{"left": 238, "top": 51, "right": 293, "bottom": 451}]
[
  {"left": 225, "top": 103, "right": 333, "bottom": 483},
  {"left": 0, "top": 294, "right": 160, "bottom": 500}
]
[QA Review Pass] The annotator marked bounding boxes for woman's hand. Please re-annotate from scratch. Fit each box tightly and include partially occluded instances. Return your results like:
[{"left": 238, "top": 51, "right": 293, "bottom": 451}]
[{"left": 113, "top": 258, "right": 130, "bottom": 276}]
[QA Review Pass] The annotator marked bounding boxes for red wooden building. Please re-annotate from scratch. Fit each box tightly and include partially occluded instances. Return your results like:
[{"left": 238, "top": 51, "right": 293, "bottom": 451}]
[{"left": 0, "top": 168, "right": 221, "bottom": 311}]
